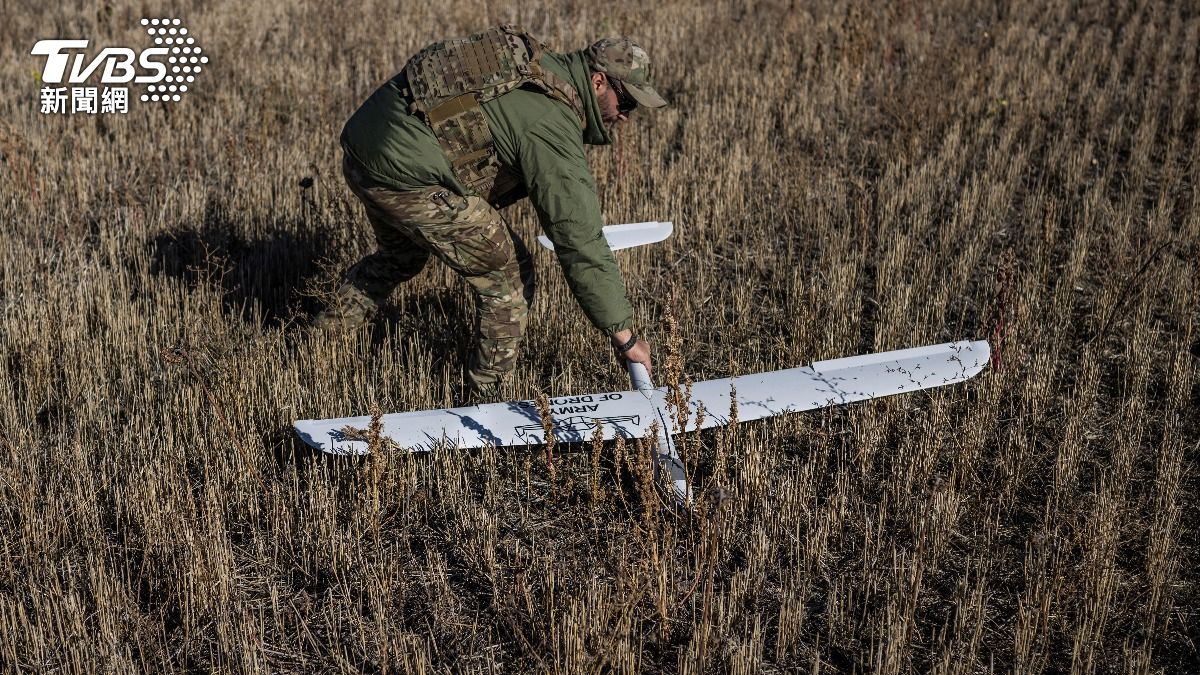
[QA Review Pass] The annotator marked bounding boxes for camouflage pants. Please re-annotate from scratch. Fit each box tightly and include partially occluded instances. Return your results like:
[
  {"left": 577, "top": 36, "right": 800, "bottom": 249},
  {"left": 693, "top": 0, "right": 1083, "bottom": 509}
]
[{"left": 316, "top": 154, "right": 534, "bottom": 391}]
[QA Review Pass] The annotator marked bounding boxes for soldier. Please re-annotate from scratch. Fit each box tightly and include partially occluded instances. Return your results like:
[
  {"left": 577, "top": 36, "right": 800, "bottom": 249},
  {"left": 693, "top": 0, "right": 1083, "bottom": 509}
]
[{"left": 315, "top": 27, "right": 667, "bottom": 399}]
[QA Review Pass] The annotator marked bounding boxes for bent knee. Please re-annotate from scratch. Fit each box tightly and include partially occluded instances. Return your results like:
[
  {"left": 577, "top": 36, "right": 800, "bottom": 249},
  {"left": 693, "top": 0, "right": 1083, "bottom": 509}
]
[{"left": 422, "top": 197, "right": 517, "bottom": 277}]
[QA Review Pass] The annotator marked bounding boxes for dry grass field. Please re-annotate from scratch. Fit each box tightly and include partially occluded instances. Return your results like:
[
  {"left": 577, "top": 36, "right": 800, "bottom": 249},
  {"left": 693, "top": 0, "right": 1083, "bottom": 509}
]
[{"left": 1, "top": 0, "right": 1197, "bottom": 672}]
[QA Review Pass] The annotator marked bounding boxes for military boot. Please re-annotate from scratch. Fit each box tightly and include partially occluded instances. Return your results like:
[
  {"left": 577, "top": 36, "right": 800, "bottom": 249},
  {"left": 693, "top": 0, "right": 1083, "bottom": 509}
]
[
  {"left": 311, "top": 282, "right": 379, "bottom": 333},
  {"left": 450, "top": 376, "right": 506, "bottom": 408}
]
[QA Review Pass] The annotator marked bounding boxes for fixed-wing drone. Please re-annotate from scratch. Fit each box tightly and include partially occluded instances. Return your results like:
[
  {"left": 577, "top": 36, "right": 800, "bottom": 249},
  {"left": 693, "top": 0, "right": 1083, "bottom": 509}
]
[{"left": 295, "top": 222, "right": 991, "bottom": 505}]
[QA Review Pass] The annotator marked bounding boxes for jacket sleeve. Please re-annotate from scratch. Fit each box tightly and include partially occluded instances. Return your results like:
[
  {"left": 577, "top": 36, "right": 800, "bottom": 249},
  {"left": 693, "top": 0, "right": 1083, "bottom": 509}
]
[{"left": 517, "top": 114, "right": 634, "bottom": 336}]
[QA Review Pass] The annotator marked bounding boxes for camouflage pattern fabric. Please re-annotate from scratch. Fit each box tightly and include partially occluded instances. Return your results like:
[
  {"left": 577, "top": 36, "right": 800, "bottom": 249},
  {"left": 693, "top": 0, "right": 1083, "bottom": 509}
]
[
  {"left": 585, "top": 37, "right": 669, "bottom": 108},
  {"left": 315, "top": 154, "right": 535, "bottom": 391},
  {"left": 403, "top": 26, "right": 534, "bottom": 114},
  {"left": 399, "top": 26, "right": 586, "bottom": 200}
]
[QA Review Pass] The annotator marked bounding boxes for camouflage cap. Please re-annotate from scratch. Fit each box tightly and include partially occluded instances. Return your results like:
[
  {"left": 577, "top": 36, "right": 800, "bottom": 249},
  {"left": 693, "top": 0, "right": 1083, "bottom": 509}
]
[{"left": 586, "top": 36, "right": 668, "bottom": 108}]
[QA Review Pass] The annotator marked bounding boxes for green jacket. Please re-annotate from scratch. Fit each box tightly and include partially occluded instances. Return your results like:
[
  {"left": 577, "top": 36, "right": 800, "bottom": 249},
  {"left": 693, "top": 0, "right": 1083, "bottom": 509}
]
[{"left": 339, "top": 49, "right": 634, "bottom": 336}]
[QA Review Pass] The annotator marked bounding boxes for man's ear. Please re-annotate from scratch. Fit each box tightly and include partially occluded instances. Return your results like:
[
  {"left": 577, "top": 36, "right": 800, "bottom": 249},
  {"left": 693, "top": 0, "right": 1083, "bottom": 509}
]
[{"left": 591, "top": 71, "right": 606, "bottom": 92}]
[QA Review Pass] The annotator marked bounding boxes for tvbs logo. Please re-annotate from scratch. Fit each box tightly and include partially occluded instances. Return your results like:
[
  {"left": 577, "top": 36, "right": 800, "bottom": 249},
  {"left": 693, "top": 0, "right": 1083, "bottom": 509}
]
[{"left": 31, "top": 18, "right": 207, "bottom": 114}]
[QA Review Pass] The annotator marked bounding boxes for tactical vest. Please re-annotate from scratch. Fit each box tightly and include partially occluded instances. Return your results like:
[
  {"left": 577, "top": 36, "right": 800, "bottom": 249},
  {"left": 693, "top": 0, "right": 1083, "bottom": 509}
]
[{"left": 402, "top": 25, "right": 586, "bottom": 199}]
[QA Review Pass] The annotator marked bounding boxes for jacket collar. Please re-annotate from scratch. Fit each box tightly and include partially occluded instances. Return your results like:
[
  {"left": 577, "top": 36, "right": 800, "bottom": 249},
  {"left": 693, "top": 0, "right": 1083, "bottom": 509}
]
[{"left": 541, "top": 50, "right": 613, "bottom": 146}]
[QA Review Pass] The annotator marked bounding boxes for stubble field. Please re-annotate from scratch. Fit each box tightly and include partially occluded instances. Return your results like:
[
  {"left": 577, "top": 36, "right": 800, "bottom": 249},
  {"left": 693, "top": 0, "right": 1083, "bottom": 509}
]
[{"left": 1, "top": 0, "right": 1197, "bottom": 672}]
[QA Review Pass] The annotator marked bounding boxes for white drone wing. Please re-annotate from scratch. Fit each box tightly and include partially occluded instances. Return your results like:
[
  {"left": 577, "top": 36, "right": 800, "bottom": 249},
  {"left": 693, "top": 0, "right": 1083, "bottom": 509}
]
[
  {"left": 671, "top": 339, "right": 991, "bottom": 431},
  {"left": 293, "top": 389, "right": 660, "bottom": 455},
  {"left": 537, "top": 221, "right": 673, "bottom": 252},
  {"left": 293, "top": 341, "right": 989, "bottom": 455}
]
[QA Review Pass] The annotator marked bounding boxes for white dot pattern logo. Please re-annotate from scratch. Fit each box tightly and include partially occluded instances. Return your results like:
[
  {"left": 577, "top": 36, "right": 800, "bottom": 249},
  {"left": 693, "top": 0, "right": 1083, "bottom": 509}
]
[{"left": 141, "top": 17, "right": 206, "bottom": 105}]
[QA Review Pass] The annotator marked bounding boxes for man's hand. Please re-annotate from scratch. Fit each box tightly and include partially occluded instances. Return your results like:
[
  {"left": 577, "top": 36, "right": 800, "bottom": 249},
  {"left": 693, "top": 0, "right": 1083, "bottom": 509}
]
[{"left": 611, "top": 328, "right": 652, "bottom": 376}]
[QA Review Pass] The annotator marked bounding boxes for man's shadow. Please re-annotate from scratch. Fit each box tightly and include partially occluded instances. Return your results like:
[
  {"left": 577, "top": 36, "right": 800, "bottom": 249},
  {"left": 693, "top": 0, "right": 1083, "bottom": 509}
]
[
  {"left": 147, "top": 223, "right": 332, "bottom": 327},
  {"left": 145, "top": 195, "right": 472, "bottom": 340}
]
